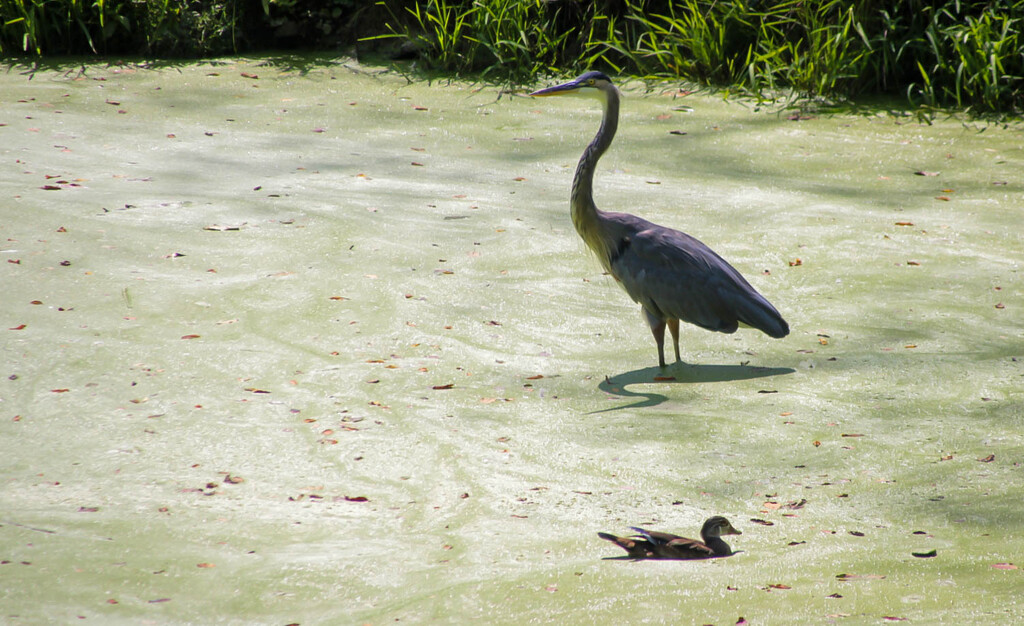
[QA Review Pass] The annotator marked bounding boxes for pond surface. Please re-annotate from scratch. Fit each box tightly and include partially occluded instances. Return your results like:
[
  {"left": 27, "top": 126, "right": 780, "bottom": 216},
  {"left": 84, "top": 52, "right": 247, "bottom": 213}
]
[{"left": 1, "top": 58, "right": 1022, "bottom": 624}]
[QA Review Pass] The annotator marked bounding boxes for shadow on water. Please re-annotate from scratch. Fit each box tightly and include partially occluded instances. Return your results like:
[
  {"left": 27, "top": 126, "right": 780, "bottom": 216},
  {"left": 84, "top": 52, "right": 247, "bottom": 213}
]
[{"left": 592, "top": 362, "right": 795, "bottom": 413}]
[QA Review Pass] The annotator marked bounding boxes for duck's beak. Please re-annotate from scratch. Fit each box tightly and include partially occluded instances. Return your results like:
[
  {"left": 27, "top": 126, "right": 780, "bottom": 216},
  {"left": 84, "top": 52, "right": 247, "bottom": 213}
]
[
  {"left": 529, "top": 78, "right": 582, "bottom": 98},
  {"left": 722, "top": 521, "right": 742, "bottom": 536}
]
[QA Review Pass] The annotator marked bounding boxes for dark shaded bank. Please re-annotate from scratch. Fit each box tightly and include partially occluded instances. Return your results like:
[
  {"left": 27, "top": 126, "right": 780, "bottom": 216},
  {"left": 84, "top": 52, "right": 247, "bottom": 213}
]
[{"left": 2, "top": 1, "right": 1022, "bottom": 114}]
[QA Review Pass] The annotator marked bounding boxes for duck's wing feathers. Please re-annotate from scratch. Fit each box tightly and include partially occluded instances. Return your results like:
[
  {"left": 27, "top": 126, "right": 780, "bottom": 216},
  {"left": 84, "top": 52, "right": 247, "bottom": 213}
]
[
  {"left": 598, "top": 532, "right": 655, "bottom": 559},
  {"left": 628, "top": 526, "right": 715, "bottom": 559}
]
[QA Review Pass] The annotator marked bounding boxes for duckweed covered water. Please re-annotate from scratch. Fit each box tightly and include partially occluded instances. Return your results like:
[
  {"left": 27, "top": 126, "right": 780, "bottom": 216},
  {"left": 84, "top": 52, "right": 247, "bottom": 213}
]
[{"left": 1, "top": 58, "right": 1022, "bottom": 624}]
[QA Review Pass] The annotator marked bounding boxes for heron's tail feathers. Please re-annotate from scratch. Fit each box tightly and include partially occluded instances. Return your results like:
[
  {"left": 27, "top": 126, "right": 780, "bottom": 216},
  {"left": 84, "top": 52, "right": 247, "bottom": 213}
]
[{"left": 735, "top": 292, "right": 789, "bottom": 339}]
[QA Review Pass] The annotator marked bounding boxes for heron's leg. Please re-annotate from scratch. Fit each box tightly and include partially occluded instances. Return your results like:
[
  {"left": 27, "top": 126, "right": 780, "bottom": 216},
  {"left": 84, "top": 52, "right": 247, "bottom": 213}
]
[
  {"left": 667, "top": 318, "right": 681, "bottom": 363},
  {"left": 643, "top": 309, "right": 667, "bottom": 368}
]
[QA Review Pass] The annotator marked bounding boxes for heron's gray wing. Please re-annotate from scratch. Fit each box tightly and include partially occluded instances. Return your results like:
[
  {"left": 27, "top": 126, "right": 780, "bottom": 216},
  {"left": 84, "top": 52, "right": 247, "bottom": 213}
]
[
  {"left": 609, "top": 221, "right": 788, "bottom": 337},
  {"left": 610, "top": 225, "right": 744, "bottom": 332}
]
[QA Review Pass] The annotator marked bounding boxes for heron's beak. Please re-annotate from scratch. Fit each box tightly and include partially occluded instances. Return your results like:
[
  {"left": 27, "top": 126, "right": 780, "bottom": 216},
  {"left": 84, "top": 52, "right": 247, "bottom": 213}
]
[{"left": 529, "top": 79, "right": 582, "bottom": 97}]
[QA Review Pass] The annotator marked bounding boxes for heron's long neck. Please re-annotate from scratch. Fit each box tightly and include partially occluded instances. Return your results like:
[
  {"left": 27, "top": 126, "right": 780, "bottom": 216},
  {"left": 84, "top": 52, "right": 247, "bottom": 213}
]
[{"left": 570, "top": 89, "right": 619, "bottom": 270}]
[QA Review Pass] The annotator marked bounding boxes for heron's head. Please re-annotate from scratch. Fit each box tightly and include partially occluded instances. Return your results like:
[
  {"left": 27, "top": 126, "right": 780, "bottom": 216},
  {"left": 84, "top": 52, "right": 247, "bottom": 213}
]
[
  {"left": 529, "top": 71, "right": 616, "bottom": 100},
  {"left": 702, "top": 516, "right": 742, "bottom": 538}
]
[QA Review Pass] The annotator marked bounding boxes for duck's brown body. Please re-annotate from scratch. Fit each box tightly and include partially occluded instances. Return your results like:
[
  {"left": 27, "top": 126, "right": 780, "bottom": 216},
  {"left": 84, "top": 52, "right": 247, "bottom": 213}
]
[{"left": 598, "top": 516, "right": 741, "bottom": 560}]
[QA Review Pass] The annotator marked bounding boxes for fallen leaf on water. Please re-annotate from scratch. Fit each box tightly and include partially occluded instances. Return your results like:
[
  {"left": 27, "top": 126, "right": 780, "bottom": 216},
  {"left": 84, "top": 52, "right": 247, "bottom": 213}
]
[
  {"left": 240, "top": 72, "right": 258, "bottom": 79},
  {"left": 223, "top": 475, "right": 244, "bottom": 484},
  {"left": 244, "top": 387, "right": 270, "bottom": 394},
  {"left": 914, "top": 170, "right": 939, "bottom": 176},
  {"left": 51, "top": 389, "right": 70, "bottom": 393},
  {"left": 767, "top": 583, "right": 792, "bottom": 590},
  {"left": 788, "top": 258, "right": 803, "bottom": 267},
  {"left": 544, "top": 584, "right": 558, "bottom": 592},
  {"left": 882, "top": 617, "right": 908, "bottom": 622},
  {"left": 841, "top": 433, "right": 864, "bottom": 438},
  {"left": 750, "top": 519, "right": 774, "bottom": 526},
  {"left": 196, "top": 562, "right": 215, "bottom": 568},
  {"left": 344, "top": 496, "right": 369, "bottom": 502},
  {"left": 148, "top": 598, "right": 171, "bottom": 604},
  {"left": 432, "top": 383, "right": 455, "bottom": 390},
  {"left": 895, "top": 221, "right": 914, "bottom": 226},
  {"left": 78, "top": 506, "right": 99, "bottom": 513},
  {"left": 9, "top": 324, "right": 26, "bottom": 330},
  {"left": 994, "top": 302, "right": 1005, "bottom": 309},
  {"left": 992, "top": 563, "right": 1018, "bottom": 570},
  {"left": 826, "top": 593, "right": 843, "bottom": 598},
  {"left": 849, "top": 531, "right": 865, "bottom": 537},
  {"left": 978, "top": 454, "right": 995, "bottom": 462},
  {"left": 526, "top": 374, "right": 544, "bottom": 380},
  {"left": 912, "top": 550, "right": 937, "bottom": 558},
  {"left": 653, "top": 375, "right": 676, "bottom": 381}
]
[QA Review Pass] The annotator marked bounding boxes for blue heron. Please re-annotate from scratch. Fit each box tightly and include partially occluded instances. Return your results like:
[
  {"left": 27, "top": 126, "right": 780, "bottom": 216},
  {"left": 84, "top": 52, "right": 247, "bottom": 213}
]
[{"left": 530, "top": 71, "right": 789, "bottom": 367}]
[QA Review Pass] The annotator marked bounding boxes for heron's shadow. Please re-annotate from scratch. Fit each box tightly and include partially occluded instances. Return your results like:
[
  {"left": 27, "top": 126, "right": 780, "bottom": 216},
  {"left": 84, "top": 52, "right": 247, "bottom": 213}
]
[{"left": 593, "top": 362, "right": 794, "bottom": 413}]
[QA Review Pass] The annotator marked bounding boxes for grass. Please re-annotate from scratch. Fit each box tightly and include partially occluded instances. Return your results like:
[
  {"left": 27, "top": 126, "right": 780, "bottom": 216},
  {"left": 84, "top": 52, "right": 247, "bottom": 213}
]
[
  {"left": 367, "top": 0, "right": 1024, "bottom": 115},
  {"left": 1, "top": 0, "right": 1022, "bottom": 114}
]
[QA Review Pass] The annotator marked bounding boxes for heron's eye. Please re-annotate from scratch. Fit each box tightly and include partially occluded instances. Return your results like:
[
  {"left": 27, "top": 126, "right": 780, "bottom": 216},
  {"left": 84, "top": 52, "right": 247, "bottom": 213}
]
[{"left": 587, "top": 79, "right": 595, "bottom": 85}]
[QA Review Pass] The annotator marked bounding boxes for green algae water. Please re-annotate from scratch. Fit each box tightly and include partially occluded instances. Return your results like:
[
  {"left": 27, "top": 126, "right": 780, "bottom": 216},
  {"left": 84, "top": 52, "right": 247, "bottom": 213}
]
[{"left": 1, "top": 58, "right": 1022, "bottom": 624}]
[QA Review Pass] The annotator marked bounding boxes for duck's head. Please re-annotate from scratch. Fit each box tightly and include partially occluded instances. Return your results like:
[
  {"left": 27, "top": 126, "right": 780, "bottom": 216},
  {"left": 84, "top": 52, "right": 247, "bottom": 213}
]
[{"left": 701, "top": 516, "right": 742, "bottom": 539}]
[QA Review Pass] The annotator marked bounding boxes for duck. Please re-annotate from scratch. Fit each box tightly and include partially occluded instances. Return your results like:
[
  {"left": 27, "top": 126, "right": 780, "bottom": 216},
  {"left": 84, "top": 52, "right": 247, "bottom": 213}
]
[{"left": 598, "top": 516, "right": 741, "bottom": 559}]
